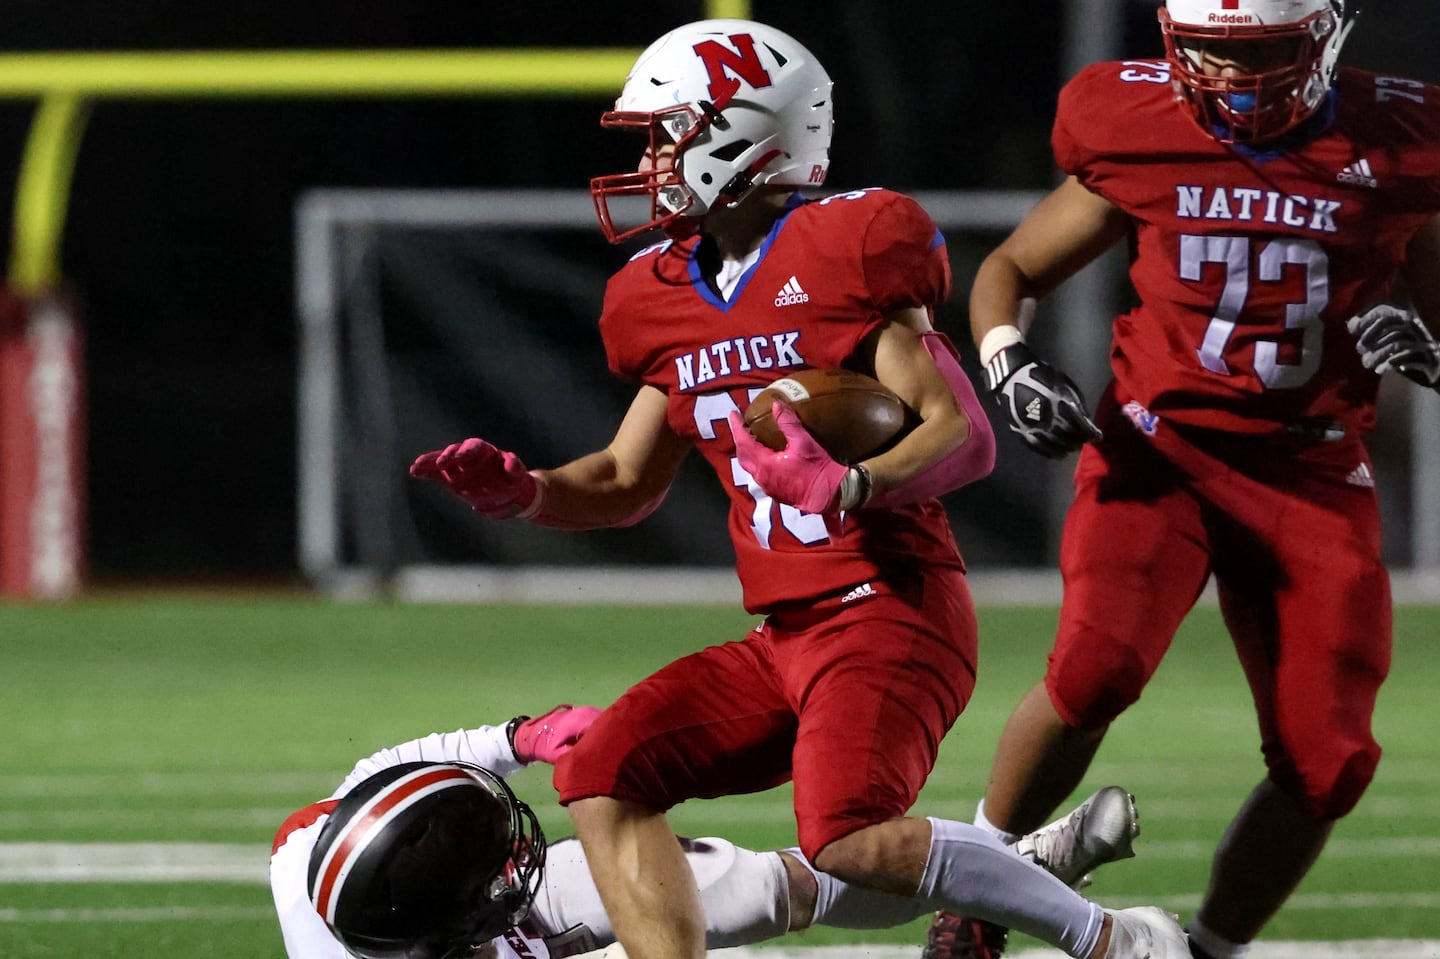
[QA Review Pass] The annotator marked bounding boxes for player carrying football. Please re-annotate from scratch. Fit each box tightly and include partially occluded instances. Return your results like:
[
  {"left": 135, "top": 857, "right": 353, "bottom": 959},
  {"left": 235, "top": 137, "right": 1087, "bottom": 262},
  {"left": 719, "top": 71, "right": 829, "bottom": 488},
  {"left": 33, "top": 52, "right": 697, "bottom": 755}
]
[
  {"left": 927, "top": 2, "right": 1440, "bottom": 958},
  {"left": 411, "top": 17, "right": 1188, "bottom": 959}
]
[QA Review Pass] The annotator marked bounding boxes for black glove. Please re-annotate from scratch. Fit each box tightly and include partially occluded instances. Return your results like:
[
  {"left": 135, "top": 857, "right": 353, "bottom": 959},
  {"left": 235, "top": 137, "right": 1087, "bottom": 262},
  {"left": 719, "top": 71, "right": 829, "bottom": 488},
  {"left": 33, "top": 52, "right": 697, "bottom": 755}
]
[
  {"left": 1347, "top": 305, "right": 1440, "bottom": 388},
  {"left": 985, "top": 341, "right": 1102, "bottom": 458}
]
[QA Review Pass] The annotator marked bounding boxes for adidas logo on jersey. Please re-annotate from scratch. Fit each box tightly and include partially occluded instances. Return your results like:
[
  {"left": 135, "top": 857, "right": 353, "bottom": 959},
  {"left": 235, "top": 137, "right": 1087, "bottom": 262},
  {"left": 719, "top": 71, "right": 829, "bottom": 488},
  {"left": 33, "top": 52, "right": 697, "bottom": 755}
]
[
  {"left": 1346, "top": 463, "right": 1376, "bottom": 488},
  {"left": 1337, "top": 157, "right": 1378, "bottom": 188},
  {"left": 841, "top": 582, "right": 876, "bottom": 603},
  {"left": 774, "top": 276, "right": 810, "bottom": 307}
]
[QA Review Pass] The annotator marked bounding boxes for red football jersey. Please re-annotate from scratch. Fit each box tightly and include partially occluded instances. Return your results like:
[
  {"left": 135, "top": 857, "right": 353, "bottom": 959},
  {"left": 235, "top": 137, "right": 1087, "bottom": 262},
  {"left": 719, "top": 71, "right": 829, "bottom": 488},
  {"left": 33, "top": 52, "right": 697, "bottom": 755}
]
[
  {"left": 599, "top": 189, "right": 964, "bottom": 613},
  {"left": 1055, "top": 62, "right": 1440, "bottom": 434}
]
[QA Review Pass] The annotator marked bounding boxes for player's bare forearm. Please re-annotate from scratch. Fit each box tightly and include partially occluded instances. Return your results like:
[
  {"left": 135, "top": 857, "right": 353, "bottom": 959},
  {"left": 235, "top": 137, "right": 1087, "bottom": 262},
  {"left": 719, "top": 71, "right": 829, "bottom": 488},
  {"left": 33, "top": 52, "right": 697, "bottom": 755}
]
[
  {"left": 860, "top": 406, "right": 969, "bottom": 501},
  {"left": 529, "top": 452, "right": 645, "bottom": 530},
  {"left": 531, "top": 386, "right": 689, "bottom": 530},
  {"left": 970, "top": 252, "right": 1038, "bottom": 345},
  {"left": 857, "top": 310, "right": 972, "bottom": 498},
  {"left": 971, "top": 177, "right": 1129, "bottom": 346}
]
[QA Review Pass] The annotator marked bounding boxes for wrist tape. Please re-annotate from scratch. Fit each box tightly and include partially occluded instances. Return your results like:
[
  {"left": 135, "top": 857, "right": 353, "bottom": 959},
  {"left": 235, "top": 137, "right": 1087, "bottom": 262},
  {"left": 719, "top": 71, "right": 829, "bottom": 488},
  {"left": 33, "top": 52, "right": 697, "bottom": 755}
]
[
  {"left": 838, "top": 464, "right": 874, "bottom": 511},
  {"left": 978, "top": 325, "right": 1025, "bottom": 366}
]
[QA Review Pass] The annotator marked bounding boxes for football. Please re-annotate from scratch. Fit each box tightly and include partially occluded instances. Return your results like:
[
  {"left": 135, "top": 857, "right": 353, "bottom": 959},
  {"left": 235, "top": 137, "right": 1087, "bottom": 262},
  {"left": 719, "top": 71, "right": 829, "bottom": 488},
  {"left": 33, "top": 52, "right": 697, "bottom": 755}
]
[{"left": 743, "top": 368, "right": 909, "bottom": 463}]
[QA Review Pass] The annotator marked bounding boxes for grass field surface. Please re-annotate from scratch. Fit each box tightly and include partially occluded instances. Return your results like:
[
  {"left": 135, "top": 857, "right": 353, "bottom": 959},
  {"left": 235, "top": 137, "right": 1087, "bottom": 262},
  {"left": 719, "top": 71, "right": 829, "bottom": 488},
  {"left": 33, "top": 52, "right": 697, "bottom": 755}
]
[{"left": 5, "top": 598, "right": 1438, "bottom": 957}]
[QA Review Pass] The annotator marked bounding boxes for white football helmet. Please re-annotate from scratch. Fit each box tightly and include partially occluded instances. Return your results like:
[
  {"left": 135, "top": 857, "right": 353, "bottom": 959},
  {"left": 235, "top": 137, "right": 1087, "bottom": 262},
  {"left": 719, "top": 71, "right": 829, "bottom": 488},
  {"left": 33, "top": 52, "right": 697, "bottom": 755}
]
[
  {"left": 1159, "top": 0, "right": 1354, "bottom": 143},
  {"left": 591, "top": 19, "right": 834, "bottom": 243}
]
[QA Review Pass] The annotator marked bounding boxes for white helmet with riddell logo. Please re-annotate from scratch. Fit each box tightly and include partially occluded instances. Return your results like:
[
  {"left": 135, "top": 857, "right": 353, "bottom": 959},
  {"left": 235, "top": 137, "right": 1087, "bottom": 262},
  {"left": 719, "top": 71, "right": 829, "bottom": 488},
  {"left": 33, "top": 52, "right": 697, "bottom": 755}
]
[
  {"left": 591, "top": 19, "right": 834, "bottom": 243},
  {"left": 1159, "top": 0, "right": 1355, "bottom": 143}
]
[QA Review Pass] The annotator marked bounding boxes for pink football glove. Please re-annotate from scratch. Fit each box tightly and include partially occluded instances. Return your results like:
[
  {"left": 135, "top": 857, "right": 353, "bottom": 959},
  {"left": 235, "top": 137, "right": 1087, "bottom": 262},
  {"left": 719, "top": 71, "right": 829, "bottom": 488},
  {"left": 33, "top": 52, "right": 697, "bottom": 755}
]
[
  {"left": 511, "top": 704, "right": 603, "bottom": 765},
  {"left": 729, "top": 403, "right": 849, "bottom": 515},
  {"left": 409, "top": 438, "right": 540, "bottom": 519}
]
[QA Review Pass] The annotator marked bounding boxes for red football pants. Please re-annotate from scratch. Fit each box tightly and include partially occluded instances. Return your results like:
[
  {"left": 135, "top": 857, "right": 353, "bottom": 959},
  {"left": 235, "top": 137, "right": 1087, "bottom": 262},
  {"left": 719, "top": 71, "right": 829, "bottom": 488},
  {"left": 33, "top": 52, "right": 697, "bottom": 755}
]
[
  {"left": 554, "top": 567, "right": 978, "bottom": 858},
  {"left": 1048, "top": 401, "right": 1391, "bottom": 818}
]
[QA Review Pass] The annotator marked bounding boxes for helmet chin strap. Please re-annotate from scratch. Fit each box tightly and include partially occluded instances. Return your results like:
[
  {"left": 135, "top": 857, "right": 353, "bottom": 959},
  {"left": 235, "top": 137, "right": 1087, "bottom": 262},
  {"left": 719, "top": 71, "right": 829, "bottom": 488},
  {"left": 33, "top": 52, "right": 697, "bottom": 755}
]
[
  {"left": 715, "top": 148, "right": 786, "bottom": 209},
  {"left": 1322, "top": 8, "right": 1357, "bottom": 78},
  {"left": 697, "top": 99, "right": 730, "bottom": 130}
]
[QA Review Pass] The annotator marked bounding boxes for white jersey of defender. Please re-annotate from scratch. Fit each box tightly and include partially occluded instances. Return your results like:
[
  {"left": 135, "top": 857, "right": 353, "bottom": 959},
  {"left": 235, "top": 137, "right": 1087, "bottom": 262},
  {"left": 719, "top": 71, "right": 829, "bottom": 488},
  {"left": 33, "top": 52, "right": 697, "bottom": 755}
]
[{"left": 270, "top": 724, "right": 791, "bottom": 959}]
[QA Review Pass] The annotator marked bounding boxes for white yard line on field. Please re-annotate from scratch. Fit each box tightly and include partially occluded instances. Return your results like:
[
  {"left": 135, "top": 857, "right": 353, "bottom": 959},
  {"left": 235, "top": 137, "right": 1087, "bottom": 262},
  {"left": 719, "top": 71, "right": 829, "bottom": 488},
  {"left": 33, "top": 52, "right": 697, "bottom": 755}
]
[
  {"left": 0, "top": 771, "right": 335, "bottom": 797},
  {"left": 10, "top": 760, "right": 1440, "bottom": 796},
  {"left": 0, "top": 905, "right": 274, "bottom": 922},
  {"left": 11, "top": 795, "right": 1438, "bottom": 832},
  {"left": 7, "top": 828, "right": 1440, "bottom": 880},
  {"left": 0, "top": 843, "right": 265, "bottom": 882},
  {"left": 3, "top": 843, "right": 1440, "bottom": 920},
  {"left": 6, "top": 842, "right": 1440, "bottom": 897},
  {"left": 0, "top": 807, "right": 302, "bottom": 831},
  {"left": 4, "top": 800, "right": 1435, "bottom": 834}
]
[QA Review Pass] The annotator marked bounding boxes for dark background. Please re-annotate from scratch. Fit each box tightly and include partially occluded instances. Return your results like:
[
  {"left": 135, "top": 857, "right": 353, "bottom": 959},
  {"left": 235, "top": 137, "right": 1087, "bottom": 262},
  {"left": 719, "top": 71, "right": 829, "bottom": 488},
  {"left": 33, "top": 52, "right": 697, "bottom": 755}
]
[{"left": 0, "top": 1, "right": 1434, "bottom": 581}]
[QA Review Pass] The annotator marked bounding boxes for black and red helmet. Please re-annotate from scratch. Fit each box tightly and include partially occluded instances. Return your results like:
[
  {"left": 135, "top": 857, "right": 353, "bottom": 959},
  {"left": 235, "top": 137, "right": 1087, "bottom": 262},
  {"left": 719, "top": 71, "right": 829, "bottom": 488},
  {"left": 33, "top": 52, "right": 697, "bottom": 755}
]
[{"left": 307, "top": 762, "right": 547, "bottom": 959}]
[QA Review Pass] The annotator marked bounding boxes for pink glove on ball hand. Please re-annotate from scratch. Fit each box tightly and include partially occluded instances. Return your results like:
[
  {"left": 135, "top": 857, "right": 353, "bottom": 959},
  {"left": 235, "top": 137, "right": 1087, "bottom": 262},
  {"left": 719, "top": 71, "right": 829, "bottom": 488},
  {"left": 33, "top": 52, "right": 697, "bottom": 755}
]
[
  {"left": 729, "top": 403, "right": 848, "bottom": 514},
  {"left": 511, "top": 704, "right": 603, "bottom": 765},
  {"left": 410, "top": 437, "right": 540, "bottom": 519}
]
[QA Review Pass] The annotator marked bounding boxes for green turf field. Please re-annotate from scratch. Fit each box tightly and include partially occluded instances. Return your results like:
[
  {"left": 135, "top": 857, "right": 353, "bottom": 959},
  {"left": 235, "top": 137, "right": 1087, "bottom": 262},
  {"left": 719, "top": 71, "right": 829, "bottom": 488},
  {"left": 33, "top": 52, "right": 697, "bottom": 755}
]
[{"left": 4, "top": 599, "right": 1438, "bottom": 957}]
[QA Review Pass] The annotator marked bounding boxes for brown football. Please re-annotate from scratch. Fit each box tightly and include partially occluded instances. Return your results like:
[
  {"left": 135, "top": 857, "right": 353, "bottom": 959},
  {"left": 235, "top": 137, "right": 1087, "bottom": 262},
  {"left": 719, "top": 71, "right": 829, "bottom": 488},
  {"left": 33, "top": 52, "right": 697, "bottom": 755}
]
[{"left": 743, "top": 368, "right": 909, "bottom": 464}]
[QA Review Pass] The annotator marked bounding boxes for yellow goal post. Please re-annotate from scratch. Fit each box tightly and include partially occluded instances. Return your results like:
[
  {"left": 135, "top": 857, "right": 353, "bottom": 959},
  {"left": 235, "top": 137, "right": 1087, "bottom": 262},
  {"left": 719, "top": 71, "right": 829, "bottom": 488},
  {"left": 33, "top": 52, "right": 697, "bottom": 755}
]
[{"left": 0, "top": 0, "right": 752, "bottom": 296}]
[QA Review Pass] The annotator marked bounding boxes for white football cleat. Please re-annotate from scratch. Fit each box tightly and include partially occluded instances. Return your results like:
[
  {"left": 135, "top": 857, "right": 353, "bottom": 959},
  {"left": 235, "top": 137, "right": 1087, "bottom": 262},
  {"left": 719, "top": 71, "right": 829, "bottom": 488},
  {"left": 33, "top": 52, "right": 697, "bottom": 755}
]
[
  {"left": 1103, "top": 906, "right": 1189, "bottom": 959},
  {"left": 1015, "top": 785, "right": 1139, "bottom": 888}
]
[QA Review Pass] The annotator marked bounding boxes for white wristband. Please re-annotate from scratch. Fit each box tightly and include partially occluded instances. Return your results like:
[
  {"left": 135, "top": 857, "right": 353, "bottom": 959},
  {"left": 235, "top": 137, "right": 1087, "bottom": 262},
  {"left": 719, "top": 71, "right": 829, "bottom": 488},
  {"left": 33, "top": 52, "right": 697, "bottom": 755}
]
[
  {"left": 837, "top": 464, "right": 873, "bottom": 511},
  {"left": 978, "top": 325, "right": 1025, "bottom": 366},
  {"left": 517, "top": 471, "right": 547, "bottom": 520}
]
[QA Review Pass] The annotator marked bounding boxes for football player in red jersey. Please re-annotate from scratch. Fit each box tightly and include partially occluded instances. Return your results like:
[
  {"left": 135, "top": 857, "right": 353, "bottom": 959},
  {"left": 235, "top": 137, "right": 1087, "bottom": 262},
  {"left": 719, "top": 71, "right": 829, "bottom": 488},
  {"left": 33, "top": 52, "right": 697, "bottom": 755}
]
[
  {"left": 928, "top": 2, "right": 1440, "bottom": 959},
  {"left": 411, "top": 17, "right": 1189, "bottom": 959}
]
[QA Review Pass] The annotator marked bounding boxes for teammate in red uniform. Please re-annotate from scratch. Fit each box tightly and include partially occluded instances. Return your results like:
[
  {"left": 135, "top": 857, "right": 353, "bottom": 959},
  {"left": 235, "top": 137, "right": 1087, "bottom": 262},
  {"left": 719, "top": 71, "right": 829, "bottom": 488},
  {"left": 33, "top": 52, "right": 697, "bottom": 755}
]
[
  {"left": 411, "top": 18, "right": 1189, "bottom": 959},
  {"left": 926, "top": 2, "right": 1440, "bottom": 958}
]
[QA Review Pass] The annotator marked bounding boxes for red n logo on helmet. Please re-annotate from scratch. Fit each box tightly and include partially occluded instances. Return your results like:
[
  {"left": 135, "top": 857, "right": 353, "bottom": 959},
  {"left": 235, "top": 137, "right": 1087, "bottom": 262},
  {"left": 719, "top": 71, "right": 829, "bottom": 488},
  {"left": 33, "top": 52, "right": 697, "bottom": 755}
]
[{"left": 692, "top": 34, "right": 774, "bottom": 110}]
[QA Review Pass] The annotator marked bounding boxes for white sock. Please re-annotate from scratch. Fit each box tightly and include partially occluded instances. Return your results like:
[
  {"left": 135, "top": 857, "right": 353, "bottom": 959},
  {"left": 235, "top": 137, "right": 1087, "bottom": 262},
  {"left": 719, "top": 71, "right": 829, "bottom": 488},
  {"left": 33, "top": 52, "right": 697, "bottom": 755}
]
[
  {"left": 974, "top": 798, "right": 1024, "bottom": 845},
  {"left": 917, "top": 817, "right": 1103, "bottom": 958},
  {"left": 1187, "top": 919, "right": 1250, "bottom": 959}
]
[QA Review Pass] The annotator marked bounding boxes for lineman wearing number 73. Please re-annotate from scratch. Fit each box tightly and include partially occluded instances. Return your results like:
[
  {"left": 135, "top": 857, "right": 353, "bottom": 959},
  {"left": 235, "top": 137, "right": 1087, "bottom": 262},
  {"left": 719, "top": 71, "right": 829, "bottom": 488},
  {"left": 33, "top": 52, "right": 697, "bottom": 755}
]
[{"left": 929, "top": 2, "right": 1440, "bottom": 959}]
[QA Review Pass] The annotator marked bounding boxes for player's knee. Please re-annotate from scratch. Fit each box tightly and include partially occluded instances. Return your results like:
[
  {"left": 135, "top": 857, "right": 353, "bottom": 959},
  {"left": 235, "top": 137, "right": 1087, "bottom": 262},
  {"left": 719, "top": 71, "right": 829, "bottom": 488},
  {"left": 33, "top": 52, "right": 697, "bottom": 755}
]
[
  {"left": 1270, "top": 743, "right": 1380, "bottom": 820},
  {"left": 1046, "top": 640, "right": 1150, "bottom": 728},
  {"left": 810, "top": 818, "right": 929, "bottom": 895},
  {"left": 1314, "top": 746, "right": 1381, "bottom": 819},
  {"left": 554, "top": 705, "right": 682, "bottom": 810}
]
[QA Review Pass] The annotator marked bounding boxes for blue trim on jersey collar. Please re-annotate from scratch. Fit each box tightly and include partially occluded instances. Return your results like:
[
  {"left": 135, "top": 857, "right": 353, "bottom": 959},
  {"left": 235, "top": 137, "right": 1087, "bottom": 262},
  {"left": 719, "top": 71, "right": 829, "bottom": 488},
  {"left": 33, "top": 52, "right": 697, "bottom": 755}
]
[
  {"left": 1221, "top": 89, "right": 1339, "bottom": 163},
  {"left": 688, "top": 193, "right": 808, "bottom": 312}
]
